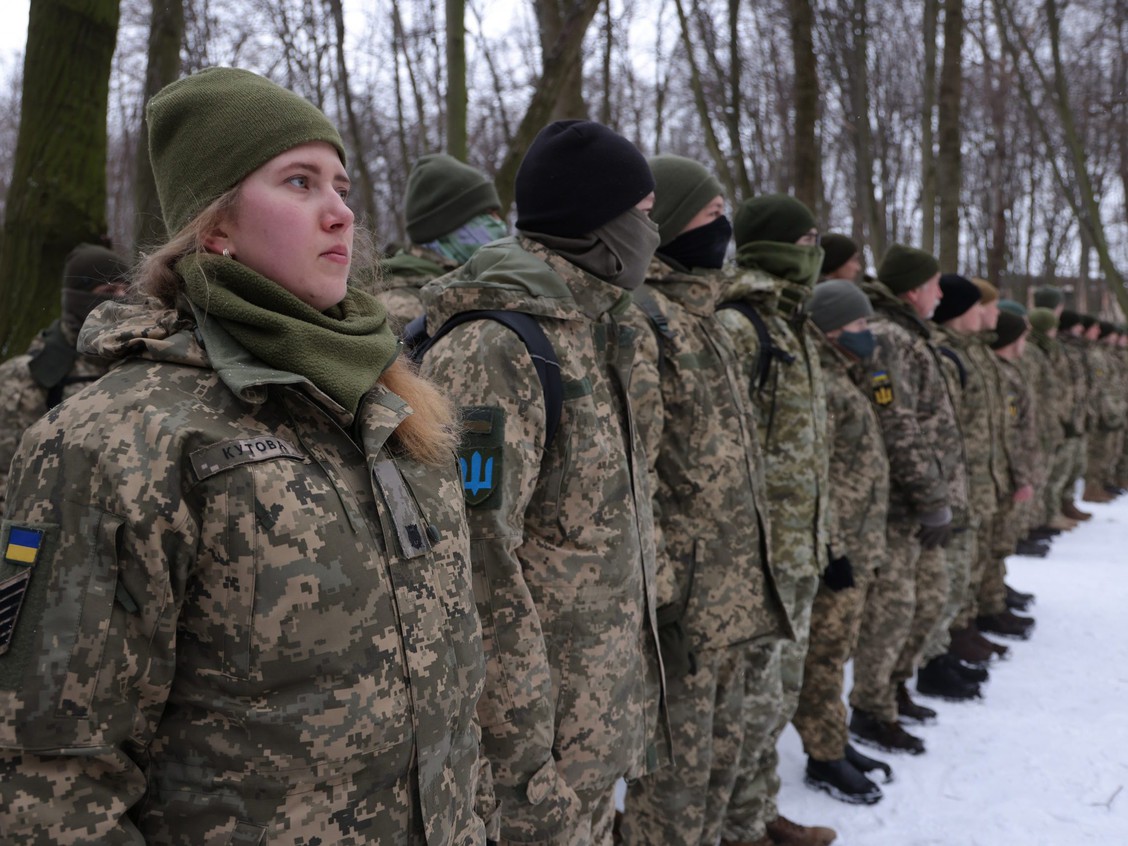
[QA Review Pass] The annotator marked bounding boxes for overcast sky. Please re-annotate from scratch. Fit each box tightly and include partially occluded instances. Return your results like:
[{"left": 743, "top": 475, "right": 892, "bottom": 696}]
[{"left": 2, "top": 2, "right": 29, "bottom": 71}]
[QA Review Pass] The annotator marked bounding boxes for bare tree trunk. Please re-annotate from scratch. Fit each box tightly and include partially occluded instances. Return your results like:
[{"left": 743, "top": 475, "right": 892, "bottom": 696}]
[
  {"left": 0, "top": 0, "right": 121, "bottom": 359},
  {"left": 133, "top": 0, "right": 184, "bottom": 255},
  {"left": 789, "top": 0, "right": 820, "bottom": 211},
  {"left": 600, "top": 0, "right": 613, "bottom": 125},
  {"left": 445, "top": 0, "right": 468, "bottom": 159},
  {"left": 845, "top": 0, "right": 885, "bottom": 262},
  {"left": 920, "top": 0, "right": 939, "bottom": 254},
  {"left": 726, "top": 0, "right": 752, "bottom": 198},
  {"left": 936, "top": 0, "right": 964, "bottom": 269},
  {"left": 494, "top": 0, "right": 603, "bottom": 213},
  {"left": 391, "top": 0, "right": 431, "bottom": 153},
  {"left": 535, "top": 0, "right": 588, "bottom": 121}
]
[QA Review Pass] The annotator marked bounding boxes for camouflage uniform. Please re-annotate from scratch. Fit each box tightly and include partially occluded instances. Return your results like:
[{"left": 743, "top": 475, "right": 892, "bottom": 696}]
[
  {"left": 949, "top": 335, "right": 1006, "bottom": 628},
  {"left": 1085, "top": 343, "right": 1128, "bottom": 492},
  {"left": 0, "top": 320, "right": 112, "bottom": 513},
  {"left": 849, "top": 280, "right": 953, "bottom": 723},
  {"left": 378, "top": 244, "right": 459, "bottom": 329},
  {"left": 1025, "top": 331, "right": 1067, "bottom": 525},
  {"left": 1031, "top": 329, "right": 1079, "bottom": 522},
  {"left": 980, "top": 355, "right": 1039, "bottom": 615},
  {"left": 418, "top": 236, "right": 667, "bottom": 846},
  {"left": 0, "top": 303, "right": 486, "bottom": 844},
  {"left": 619, "top": 258, "right": 789, "bottom": 846},
  {"left": 792, "top": 336, "right": 889, "bottom": 762},
  {"left": 714, "top": 265, "right": 828, "bottom": 837},
  {"left": 1059, "top": 335, "right": 1093, "bottom": 503}
]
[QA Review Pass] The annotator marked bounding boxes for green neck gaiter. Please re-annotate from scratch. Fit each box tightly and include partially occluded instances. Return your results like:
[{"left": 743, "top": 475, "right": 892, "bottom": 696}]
[
  {"left": 180, "top": 253, "right": 398, "bottom": 414},
  {"left": 736, "top": 241, "right": 824, "bottom": 318}
]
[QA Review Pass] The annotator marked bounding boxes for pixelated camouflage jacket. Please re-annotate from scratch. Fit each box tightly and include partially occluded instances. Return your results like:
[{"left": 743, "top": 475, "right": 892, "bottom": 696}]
[
  {"left": 0, "top": 302, "right": 486, "bottom": 845},
  {"left": 1025, "top": 334, "right": 1067, "bottom": 458},
  {"left": 1086, "top": 343, "right": 1128, "bottom": 431},
  {"left": 715, "top": 266, "right": 830, "bottom": 630},
  {"left": 418, "top": 236, "right": 668, "bottom": 843},
  {"left": 817, "top": 336, "right": 890, "bottom": 570},
  {"left": 0, "top": 320, "right": 112, "bottom": 514},
  {"left": 859, "top": 280, "right": 955, "bottom": 523},
  {"left": 994, "top": 354, "right": 1040, "bottom": 490},
  {"left": 638, "top": 258, "right": 789, "bottom": 650},
  {"left": 1059, "top": 335, "right": 1093, "bottom": 436},
  {"left": 379, "top": 244, "right": 460, "bottom": 329},
  {"left": 935, "top": 326, "right": 1002, "bottom": 518}
]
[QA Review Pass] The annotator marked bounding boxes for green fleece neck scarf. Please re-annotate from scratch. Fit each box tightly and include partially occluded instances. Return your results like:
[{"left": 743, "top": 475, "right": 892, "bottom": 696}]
[
  {"left": 735, "top": 241, "right": 824, "bottom": 288},
  {"left": 180, "top": 253, "right": 397, "bottom": 414}
]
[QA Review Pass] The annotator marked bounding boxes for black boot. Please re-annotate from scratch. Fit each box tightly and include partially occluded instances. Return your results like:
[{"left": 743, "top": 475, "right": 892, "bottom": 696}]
[
  {"left": 805, "top": 756, "right": 883, "bottom": 805},
  {"left": 916, "top": 655, "right": 982, "bottom": 701},
  {"left": 945, "top": 652, "right": 989, "bottom": 683},
  {"left": 845, "top": 742, "right": 894, "bottom": 784},
  {"left": 1015, "top": 538, "right": 1051, "bottom": 558},
  {"left": 897, "top": 682, "right": 938, "bottom": 724},
  {"left": 977, "top": 610, "right": 1035, "bottom": 640},
  {"left": 850, "top": 708, "right": 926, "bottom": 755}
]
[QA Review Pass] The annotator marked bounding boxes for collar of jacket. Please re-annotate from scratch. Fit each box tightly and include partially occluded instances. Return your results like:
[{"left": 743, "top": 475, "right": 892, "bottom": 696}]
[
  {"left": 862, "top": 279, "right": 932, "bottom": 339},
  {"left": 422, "top": 235, "right": 631, "bottom": 326},
  {"left": 935, "top": 323, "right": 973, "bottom": 349},
  {"left": 644, "top": 255, "right": 721, "bottom": 317},
  {"left": 381, "top": 244, "right": 456, "bottom": 283},
  {"left": 718, "top": 264, "right": 781, "bottom": 313}
]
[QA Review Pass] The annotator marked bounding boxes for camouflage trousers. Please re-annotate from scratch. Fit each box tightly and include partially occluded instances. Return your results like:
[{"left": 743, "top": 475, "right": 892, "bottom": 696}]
[
  {"left": 921, "top": 519, "right": 978, "bottom": 664},
  {"left": 1046, "top": 436, "right": 1080, "bottom": 518},
  {"left": 1086, "top": 429, "right": 1123, "bottom": 490},
  {"left": 849, "top": 520, "right": 920, "bottom": 722},
  {"left": 954, "top": 518, "right": 994, "bottom": 628},
  {"left": 792, "top": 556, "right": 880, "bottom": 761},
  {"left": 620, "top": 639, "right": 781, "bottom": 846},
  {"left": 977, "top": 502, "right": 1022, "bottom": 617},
  {"left": 891, "top": 542, "right": 948, "bottom": 687},
  {"left": 722, "top": 571, "right": 819, "bottom": 832}
]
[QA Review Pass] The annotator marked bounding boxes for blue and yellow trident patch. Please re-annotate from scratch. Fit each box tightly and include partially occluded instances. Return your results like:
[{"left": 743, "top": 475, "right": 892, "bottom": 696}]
[{"left": 872, "top": 370, "right": 895, "bottom": 407}]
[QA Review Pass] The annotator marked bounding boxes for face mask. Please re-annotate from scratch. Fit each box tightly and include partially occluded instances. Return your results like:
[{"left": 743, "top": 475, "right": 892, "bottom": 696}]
[
  {"left": 658, "top": 215, "right": 732, "bottom": 270},
  {"left": 592, "top": 207, "right": 662, "bottom": 290},
  {"left": 836, "top": 328, "right": 876, "bottom": 361},
  {"left": 424, "top": 213, "right": 509, "bottom": 264}
]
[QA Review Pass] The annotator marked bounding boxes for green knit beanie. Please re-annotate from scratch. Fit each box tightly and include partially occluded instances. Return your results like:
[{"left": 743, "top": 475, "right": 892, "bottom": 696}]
[
  {"left": 1032, "top": 286, "right": 1064, "bottom": 309},
  {"left": 820, "top": 233, "right": 860, "bottom": 275},
  {"left": 1028, "top": 307, "right": 1058, "bottom": 334},
  {"left": 147, "top": 67, "right": 347, "bottom": 235},
  {"left": 733, "top": 194, "right": 817, "bottom": 247},
  {"left": 405, "top": 154, "right": 501, "bottom": 244},
  {"left": 648, "top": 154, "right": 724, "bottom": 246},
  {"left": 877, "top": 244, "right": 939, "bottom": 295}
]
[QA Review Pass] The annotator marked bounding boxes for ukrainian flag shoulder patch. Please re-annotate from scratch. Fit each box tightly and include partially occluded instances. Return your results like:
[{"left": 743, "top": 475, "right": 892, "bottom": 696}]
[{"left": 5, "top": 526, "right": 44, "bottom": 566}]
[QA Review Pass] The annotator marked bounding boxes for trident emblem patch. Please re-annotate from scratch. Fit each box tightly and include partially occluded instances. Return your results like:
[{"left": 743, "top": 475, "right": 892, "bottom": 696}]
[{"left": 458, "top": 405, "right": 505, "bottom": 508}]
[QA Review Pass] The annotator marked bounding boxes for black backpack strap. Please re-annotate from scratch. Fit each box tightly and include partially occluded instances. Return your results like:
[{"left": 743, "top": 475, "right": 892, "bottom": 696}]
[
  {"left": 717, "top": 300, "right": 793, "bottom": 392},
  {"left": 631, "top": 288, "right": 673, "bottom": 375},
  {"left": 407, "top": 310, "right": 563, "bottom": 451},
  {"left": 937, "top": 346, "right": 968, "bottom": 390}
]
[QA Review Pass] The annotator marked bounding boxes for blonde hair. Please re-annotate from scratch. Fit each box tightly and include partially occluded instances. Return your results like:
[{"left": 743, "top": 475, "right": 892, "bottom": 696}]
[{"left": 134, "top": 188, "right": 455, "bottom": 466}]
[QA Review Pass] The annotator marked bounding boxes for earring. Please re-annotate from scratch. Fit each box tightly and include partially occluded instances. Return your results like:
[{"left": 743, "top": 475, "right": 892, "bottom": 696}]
[{"left": 222, "top": 247, "right": 231, "bottom": 258}]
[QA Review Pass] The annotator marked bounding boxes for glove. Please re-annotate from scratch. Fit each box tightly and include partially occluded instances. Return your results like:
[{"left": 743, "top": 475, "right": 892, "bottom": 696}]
[
  {"left": 655, "top": 602, "right": 696, "bottom": 679},
  {"left": 823, "top": 551, "right": 855, "bottom": 592},
  {"left": 917, "top": 506, "right": 953, "bottom": 549}
]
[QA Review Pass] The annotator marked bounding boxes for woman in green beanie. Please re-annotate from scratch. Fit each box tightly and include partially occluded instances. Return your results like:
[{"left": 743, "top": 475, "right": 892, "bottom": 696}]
[{"left": 0, "top": 67, "right": 487, "bottom": 844}]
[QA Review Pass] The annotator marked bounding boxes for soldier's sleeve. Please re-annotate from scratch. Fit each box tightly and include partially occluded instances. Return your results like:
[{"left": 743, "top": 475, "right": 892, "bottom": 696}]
[
  {"left": 0, "top": 419, "right": 190, "bottom": 843},
  {"left": 420, "top": 320, "right": 584, "bottom": 842},
  {"left": 715, "top": 308, "right": 767, "bottom": 437},
  {"left": 869, "top": 333, "right": 949, "bottom": 517},
  {"left": 1012, "top": 377, "right": 1039, "bottom": 489},
  {"left": 0, "top": 357, "right": 49, "bottom": 516}
]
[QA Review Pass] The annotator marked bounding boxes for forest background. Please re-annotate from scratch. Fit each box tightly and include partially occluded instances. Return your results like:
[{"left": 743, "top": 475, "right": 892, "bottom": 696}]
[{"left": 0, "top": 0, "right": 1125, "bottom": 357}]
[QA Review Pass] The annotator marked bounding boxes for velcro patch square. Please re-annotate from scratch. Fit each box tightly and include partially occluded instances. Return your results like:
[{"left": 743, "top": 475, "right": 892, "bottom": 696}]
[{"left": 4, "top": 526, "right": 44, "bottom": 566}]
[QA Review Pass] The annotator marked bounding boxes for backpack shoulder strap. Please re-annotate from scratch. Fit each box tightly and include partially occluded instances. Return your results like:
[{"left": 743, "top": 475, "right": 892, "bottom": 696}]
[
  {"left": 406, "top": 310, "right": 563, "bottom": 451},
  {"left": 631, "top": 287, "right": 673, "bottom": 375},
  {"left": 718, "top": 300, "right": 790, "bottom": 392},
  {"left": 937, "top": 345, "right": 968, "bottom": 390}
]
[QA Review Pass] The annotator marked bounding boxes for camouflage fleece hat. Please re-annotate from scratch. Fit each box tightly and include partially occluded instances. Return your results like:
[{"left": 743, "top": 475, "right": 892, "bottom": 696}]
[
  {"left": 147, "top": 67, "right": 346, "bottom": 235},
  {"left": 405, "top": 154, "right": 500, "bottom": 244},
  {"left": 1028, "top": 307, "right": 1058, "bottom": 334},
  {"left": 647, "top": 154, "right": 724, "bottom": 246},
  {"left": 877, "top": 244, "right": 939, "bottom": 295}
]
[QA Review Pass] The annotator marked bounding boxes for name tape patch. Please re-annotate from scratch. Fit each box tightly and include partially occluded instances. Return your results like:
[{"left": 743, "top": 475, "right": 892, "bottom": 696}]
[{"left": 191, "top": 436, "right": 306, "bottom": 480}]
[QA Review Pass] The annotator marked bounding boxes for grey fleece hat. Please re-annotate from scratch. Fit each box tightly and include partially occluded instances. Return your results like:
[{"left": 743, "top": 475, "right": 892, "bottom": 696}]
[{"left": 809, "top": 279, "right": 874, "bottom": 333}]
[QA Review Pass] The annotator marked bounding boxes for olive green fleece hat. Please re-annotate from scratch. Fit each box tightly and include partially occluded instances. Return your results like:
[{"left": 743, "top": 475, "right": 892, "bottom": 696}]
[
  {"left": 733, "top": 194, "right": 817, "bottom": 247},
  {"left": 1028, "top": 307, "right": 1058, "bottom": 334},
  {"left": 147, "top": 67, "right": 347, "bottom": 235},
  {"left": 405, "top": 154, "right": 501, "bottom": 244},
  {"left": 1032, "top": 285, "right": 1065, "bottom": 309},
  {"left": 647, "top": 155, "right": 724, "bottom": 246},
  {"left": 877, "top": 244, "right": 939, "bottom": 295}
]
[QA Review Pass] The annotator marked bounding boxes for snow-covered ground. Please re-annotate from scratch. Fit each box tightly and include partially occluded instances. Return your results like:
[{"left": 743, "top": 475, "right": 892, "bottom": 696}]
[
  {"left": 617, "top": 492, "right": 1128, "bottom": 844},
  {"left": 775, "top": 493, "right": 1128, "bottom": 845}
]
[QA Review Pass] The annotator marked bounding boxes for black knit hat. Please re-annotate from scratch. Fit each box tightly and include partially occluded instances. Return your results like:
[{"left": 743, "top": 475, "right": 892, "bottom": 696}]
[
  {"left": 63, "top": 244, "right": 130, "bottom": 292},
  {"left": 733, "top": 194, "right": 816, "bottom": 247},
  {"left": 147, "top": 67, "right": 346, "bottom": 235},
  {"left": 933, "top": 273, "right": 982, "bottom": 323},
  {"left": 515, "top": 120, "right": 654, "bottom": 237},
  {"left": 647, "top": 154, "right": 724, "bottom": 246},
  {"left": 405, "top": 154, "right": 500, "bottom": 243},
  {"left": 809, "top": 279, "right": 874, "bottom": 333},
  {"left": 877, "top": 244, "right": 939, "bottom": 295},
  {"left": 820, "top": 233, "right": 859, "bottom": 275},
  {"left": 1099, "top": 320, "right": 1117, "bottom": 338},
  {"left": 991, "top": 310, "right": 1028, "bottom": 349},
  {"left": 1032, "top": 286, "right": 1065, "bottom": 309},
  {"left": 1059, "top": 309, "right": 1083, "bottom": 331},
  {"left": 1080, "top": 313, "right": 1098, "bottom": 329}
]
